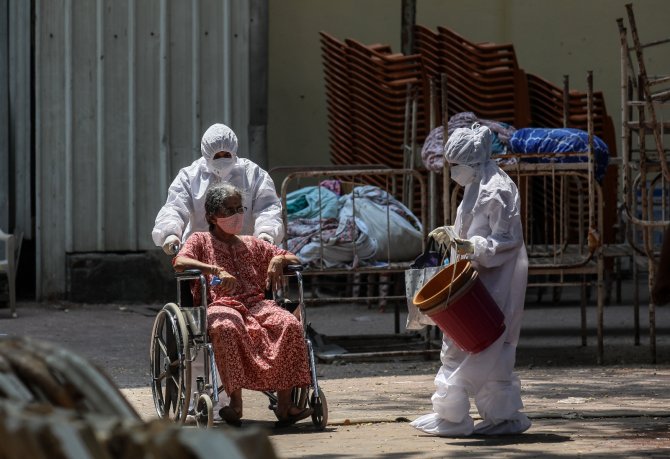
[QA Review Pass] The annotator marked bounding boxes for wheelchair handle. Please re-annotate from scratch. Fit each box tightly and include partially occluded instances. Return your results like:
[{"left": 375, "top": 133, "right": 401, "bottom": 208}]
[
  {"left": 169, "top": 241, "right": 180, "bottom": 255},
  {"left": 285, "top": 264, "right": 304, "bottom": 273}
]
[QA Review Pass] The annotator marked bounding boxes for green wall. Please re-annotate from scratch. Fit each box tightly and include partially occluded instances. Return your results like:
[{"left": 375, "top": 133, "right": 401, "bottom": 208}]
[{"left": 268, "top": 0, "right": 668, "bottom": 171}]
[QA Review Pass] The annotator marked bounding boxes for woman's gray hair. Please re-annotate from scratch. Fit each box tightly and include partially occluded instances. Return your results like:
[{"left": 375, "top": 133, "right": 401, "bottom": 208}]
[{"left": 205, "top": 183, "right": 244, "bottom": 230}]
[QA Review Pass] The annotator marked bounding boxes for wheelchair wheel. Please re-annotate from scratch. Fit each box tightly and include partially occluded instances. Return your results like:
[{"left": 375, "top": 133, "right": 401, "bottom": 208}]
[
  {"left": 310, "top": 388, "right": 328, "bottom": 430},
  {"left": 150, "top": 302, "right": 192, "bottom": 423},
  {"left": 195, "top": 393, "right": 214, "bottom": 428}
]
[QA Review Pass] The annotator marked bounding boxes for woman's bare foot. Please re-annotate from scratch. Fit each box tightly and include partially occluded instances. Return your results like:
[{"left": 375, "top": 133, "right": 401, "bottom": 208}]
[
  {"left": 219, "top": 389, "right": 244, "bottom": 426},
  {"left": 229, "top": 388, "right": 243, "bottom": 418},
  {"left": 287, "top": 405, "right": 305, "bottom": 416},
  {"left": 275, "top": 388, "right": 313, "bottom": 426},
  {"left": 275, "top": 388, "right": 294, "bottom": 419}
]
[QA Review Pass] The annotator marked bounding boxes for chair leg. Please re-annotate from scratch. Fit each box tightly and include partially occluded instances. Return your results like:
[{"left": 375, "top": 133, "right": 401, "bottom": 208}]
[{"left": 8, "top": 270, "right": 16, "bottom": 318}]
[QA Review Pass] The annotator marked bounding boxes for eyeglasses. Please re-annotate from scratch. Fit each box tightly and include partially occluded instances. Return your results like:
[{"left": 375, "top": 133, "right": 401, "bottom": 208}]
[{"left": 219, "top": 206, "right": 247, "bottom": 217}]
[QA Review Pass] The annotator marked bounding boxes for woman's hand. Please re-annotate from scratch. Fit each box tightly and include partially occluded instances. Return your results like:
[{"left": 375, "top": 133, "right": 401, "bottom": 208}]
[
  {"left": 266, "top": 256, "right": 285, "bottom": 292},
  {"left": 212, "top": 267, "right": 237, "bottom": 294},
  {"left": 173, "top": 255, "right": 238, "bottom": 294}
]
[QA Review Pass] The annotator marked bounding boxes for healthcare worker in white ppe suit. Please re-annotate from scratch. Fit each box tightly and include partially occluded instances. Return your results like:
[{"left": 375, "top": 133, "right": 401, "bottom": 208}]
[
  {"left": 411, "top": 124, "right": 531, "bottom": 436},
  {"left": 152, "top": 123, "right": 284, "bottom": 253}
]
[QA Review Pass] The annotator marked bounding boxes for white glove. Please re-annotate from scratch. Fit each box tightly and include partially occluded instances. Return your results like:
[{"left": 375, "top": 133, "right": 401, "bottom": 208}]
[
  {"left": 454, "top": 238, "right": 474, "bottom": 255},
  {"left": 258, "top": 233, "right": 274, "bottom": 244},
  {"left": 428, "top": 226, "right": 457, "bottom": 247},
  {"left": 162, "top": 235, "right": 181, "bottom": 255}
]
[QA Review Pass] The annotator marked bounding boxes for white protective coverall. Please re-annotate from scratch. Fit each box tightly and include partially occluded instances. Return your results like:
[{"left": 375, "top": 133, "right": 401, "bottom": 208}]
[
  {"left": 411, "top": 124, "right": 531, "bottom": 436},
  {"left": 152, "top": 123, "right": 284, "bottom": 247}
]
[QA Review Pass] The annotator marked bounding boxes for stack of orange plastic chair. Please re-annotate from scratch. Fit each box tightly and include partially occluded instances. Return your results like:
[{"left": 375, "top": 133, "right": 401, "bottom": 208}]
[{"left": 319, "top": 32, "right": 428, "bottom": 172}]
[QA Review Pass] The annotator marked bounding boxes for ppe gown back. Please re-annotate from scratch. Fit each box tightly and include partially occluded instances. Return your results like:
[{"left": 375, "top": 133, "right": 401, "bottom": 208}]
[
  {"left": 152, "top": 156, "right": 284, "bottom": 246},
  {"left": 153, "top": 123, "right": 284, "bottom": 247},
  {"left": 411, "top": 129, "right": 530, "bottom": 436}
]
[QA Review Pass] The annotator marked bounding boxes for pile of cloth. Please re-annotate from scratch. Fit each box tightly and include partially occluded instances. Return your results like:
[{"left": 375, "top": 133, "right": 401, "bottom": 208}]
[
  {"left": 421, "top": 112, "right": 517, "bottom": 172},
  {"left": 285, "top": 181, "right": 423, "bottom": 268}
]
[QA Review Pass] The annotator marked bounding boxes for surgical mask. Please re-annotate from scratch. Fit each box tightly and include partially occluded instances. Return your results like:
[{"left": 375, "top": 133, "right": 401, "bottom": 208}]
[
  {"left": 209, "top": 156, "right": 236, "bottom": 178},
  {"left": 216, "top": 213, "right": 244, "bottom": 234},
  {"left": 450, "top": 164, "right": 476, "bottom": 186}
]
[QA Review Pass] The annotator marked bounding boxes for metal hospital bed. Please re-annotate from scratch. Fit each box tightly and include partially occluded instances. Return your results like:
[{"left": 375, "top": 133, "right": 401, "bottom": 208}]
[{"left": 270, "top": 166, "right": 441, "bottom": 361}]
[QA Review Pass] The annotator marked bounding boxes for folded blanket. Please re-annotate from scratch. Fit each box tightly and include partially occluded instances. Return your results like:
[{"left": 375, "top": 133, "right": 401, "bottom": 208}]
[{"left": 509, "top": 127, "right": 609, "bottom": 182}]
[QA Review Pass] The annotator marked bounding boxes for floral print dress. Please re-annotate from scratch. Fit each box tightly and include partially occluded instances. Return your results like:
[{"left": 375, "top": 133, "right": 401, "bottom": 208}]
[{"left": 177, "top": 232, "right": 312, "bottom": 395}]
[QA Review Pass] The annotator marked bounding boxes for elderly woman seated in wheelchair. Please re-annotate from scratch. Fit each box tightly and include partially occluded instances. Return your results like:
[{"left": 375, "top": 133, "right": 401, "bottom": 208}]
[{"left": 164, "top": 182, "right": 318, "bottom": 427}]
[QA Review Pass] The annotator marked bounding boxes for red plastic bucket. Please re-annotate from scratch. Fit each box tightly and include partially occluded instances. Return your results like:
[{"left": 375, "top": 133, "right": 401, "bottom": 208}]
[{"left": 413, "top": 260, "right": 505, "bottom": 353}]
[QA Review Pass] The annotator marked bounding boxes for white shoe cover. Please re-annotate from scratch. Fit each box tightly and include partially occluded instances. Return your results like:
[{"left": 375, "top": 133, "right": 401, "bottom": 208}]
[
  {"left": 410, "top": 413, "right": 474, "bottom": 437},
  {"left": 473, "top": 415, "right": 531, "bottom": 435}
]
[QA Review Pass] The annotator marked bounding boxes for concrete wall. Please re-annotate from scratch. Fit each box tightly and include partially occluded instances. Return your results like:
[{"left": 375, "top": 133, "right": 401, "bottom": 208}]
[{"left": 267, "top": 0, "right": 669, "bottom": 172}]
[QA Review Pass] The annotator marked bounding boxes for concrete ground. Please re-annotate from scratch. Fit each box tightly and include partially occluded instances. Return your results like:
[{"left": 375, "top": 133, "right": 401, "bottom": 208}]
[{"left": 2, "top": 280, "right": 670, "bottom": 458}]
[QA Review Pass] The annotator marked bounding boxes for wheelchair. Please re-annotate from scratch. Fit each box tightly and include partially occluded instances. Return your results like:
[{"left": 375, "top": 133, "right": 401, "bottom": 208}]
[{"left": 149, "top": 264, "right": 328, "bottom": 429}]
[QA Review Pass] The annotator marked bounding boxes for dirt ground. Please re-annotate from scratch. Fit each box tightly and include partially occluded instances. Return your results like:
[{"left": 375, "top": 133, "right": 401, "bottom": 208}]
[{"left": 3, "top": 283, "right": 670, "bottom": 458}]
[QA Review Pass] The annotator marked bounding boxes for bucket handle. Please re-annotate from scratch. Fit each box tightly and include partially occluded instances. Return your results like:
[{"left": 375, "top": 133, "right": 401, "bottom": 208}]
[{"left": 444, "top": 240, "right": 465, "bottom": 306}]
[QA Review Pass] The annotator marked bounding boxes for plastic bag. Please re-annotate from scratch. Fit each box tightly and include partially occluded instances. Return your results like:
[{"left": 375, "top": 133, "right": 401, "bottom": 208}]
[
  {"left": 405, "top": 265, "right": 441, "bottom": 330},
  {"left": 405, "top": 238, "right": 447, "bottom": 330},
  {"left": 339, "top": 186, "right": 423, "bottom": 262},
  {"left": 410, "top": 237, "right": 447, "bottom": 269}
]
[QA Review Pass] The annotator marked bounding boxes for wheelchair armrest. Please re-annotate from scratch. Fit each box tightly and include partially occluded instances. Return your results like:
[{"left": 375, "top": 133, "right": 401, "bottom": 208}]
[
  {"left": 284, "top": 264, "right": 304, "bottom": 273},
  {"left": 175, "top": 269, "right": 203, "bottom": 279}
]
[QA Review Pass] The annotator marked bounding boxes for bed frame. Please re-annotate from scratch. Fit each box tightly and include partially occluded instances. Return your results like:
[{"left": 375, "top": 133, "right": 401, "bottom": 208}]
[
  {"left": 271, "top": 166, "right": 441, "bottom": 361},
  {"left": 439, "top": 72, "right": 611, "bottom": 363}
]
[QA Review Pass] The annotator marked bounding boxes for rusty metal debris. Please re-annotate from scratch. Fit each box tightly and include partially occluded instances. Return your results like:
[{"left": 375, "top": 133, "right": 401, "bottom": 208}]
[{"left": 0, "top": 336, "right": 277, "bottom": 459}]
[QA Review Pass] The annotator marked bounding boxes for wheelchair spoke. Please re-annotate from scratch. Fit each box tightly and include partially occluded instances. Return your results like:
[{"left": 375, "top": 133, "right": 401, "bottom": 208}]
[
  {"left": 154, "top": 335, "right": 169, "bottom": 359},
  {"left": 153, "top": 369, "right": 167, "bottom": 383},
  {"left": 169, "top": 372, "right": 181, "bottom": 389},
  {"left": 164, "top": 377, "right": 175, "bottom": 413}
]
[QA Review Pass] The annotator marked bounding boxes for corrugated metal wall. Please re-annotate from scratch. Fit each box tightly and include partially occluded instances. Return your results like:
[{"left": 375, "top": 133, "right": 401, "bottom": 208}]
[
  {"left": 0, "top": 0, "right": 31, "bottom": 238},
  {"left": 9, "top": 1, "right": 32, "bottom": 241},
  {"left": 0, "top": 0, "right": 8, "bottom": 234},
  {"left": 36, "top": 0, "right": 251, "bottom": 299}
]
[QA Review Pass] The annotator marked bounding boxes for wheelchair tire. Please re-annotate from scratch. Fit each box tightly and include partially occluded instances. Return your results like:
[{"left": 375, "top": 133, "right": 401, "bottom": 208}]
[
  {"left": 309, "top": 388, "right": 328, "bottom": 430},
  {"left": 195, "top": 393, "right": 214, "bottom": 428},
  {"left": 150, "top": 302, "right": 192, "bottom": 423}
]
